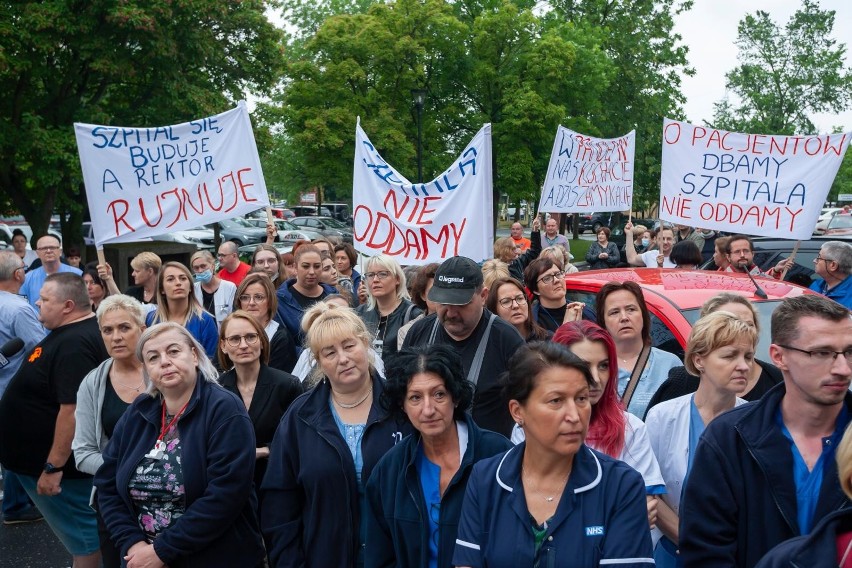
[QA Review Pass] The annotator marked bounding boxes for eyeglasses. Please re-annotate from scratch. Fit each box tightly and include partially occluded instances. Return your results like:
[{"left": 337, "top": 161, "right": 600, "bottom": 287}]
[
  {"left": 216, "top": 252, "right": 234, "bottom": 258},
  {"left": 365, "top": 271, "right": 391, "bottom": 281},
  {"left": 224, "top": 333, "right": 260, "bottom": 347},
  {"left": 238, "top": 294, "right": 267, "bottom": 304},
  {"left": 36, "top": 246, "right": 59, "bottom": 252},
  {"left": 498, "top": 294, "right": 527, "bottom": 308},
  {"left": 778, "top": 344, "right": 852, "bottom": 365},
  {"left": 537, "top": 270, "right": 565, "bottom": 285},
  {"left": 814, "top": 256, "right": 834, "bottom": 264}
]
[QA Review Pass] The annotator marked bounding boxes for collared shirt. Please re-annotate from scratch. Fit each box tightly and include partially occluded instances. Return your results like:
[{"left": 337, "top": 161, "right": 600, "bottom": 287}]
[
  {"left": 776, "top": 405, "right": 850, "bottom": 534},
  {"left": 19, "top": 263, "right": 82, "bottom": 310},
  {"left": 0, "top": 291, "right": 45, "bottom": 396}
]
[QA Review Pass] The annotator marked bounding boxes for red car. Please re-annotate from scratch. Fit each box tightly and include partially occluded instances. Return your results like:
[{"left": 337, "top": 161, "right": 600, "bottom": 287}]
[{"left": 564, "top": 268, "right": 817, "bottom": 361}]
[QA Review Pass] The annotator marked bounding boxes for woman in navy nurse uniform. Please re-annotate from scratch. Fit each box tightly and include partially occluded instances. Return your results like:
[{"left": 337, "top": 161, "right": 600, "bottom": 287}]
[{"left": 452, "top": 342, "right": 653, "bottom": 568}]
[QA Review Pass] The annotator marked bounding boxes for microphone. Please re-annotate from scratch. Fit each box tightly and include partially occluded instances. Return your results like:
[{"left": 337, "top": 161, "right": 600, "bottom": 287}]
[{"left": 0, "top": 337, "right": 25, "bottom": 368}]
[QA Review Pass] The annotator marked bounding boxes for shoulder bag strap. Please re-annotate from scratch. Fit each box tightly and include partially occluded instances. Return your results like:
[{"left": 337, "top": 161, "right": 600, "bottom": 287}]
[
  {"left": 467, "top": 313, "right": 496, "bottom": 388},
  {"left": 622, "top": 344, "right": 651, "bottom": 410},
  {"left": 427, "top": 317, "right": 440, "bottom": 346},
  {"left": 403, "top": 303, "right": 416, "bottom": 325}
]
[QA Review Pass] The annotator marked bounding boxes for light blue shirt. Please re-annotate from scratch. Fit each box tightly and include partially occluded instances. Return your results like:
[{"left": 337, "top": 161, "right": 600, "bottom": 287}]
[
  {"left": 19, "top": 264, "right": 82, "bottom": 310},
  {"left": 617, "top": 347, "right": 683, "bottom": 419},
  {"left": 0, "top": 291, "right": 46, "bottom": 396}
]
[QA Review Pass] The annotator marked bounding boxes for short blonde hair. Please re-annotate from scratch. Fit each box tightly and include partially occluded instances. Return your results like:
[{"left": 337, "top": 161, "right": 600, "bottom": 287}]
[
  {"left": 96, "top": 294, "right": 146, "bottom": 328},
  {"left": 685, "top": 311, "right": 758, "bottom": 376},
  {"left": 837, "top": 423, "right": 852, "bottom": 498},
  {"left": 302, "top": 302, "right": 372, "bottom": 357},
  {"left": 301, "top": 302, "right": 375, "bottom": 385},
  {"left": 632, "top": 225, "right": 648, "bottom": 238},
  {"left": 481, "top": 259, "right": 510, "bottom": 290},
  {"left": 136, "top": 322, "right": 219, "bottom": 396},
  {"left": 700, "top": 292, "right": 760, "bottom": 335},
  {"left": 130, "top": 252, "right": 162, "bottom": 273},
  {"left": 540, "top": 246, "right": 569, "bottom": 270},
  {"left": 364, "top": 255, "right": 409, "bottom": 310}
]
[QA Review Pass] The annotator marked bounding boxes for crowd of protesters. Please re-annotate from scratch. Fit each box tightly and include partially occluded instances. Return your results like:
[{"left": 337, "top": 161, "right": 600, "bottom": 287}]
[{"left": 0, "top": 216, "right": 851, "bottom": 568}]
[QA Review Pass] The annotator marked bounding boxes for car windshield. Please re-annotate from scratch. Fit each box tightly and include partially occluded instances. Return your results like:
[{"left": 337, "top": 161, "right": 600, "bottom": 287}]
[
  {"left": 222, "top": 218, "right": 254, "bottom": 228},
  {"left": 827, "top": 214, "right": 852, "bottom": 229},
  {"left": 279, "top": 220, "right": 297, "bottom": 230},
  {"left": 322, "top": 217, "right": 348, "bottom": 229},
  {"left": 681, "top": 301, "right": 782, "bottom": 362}
]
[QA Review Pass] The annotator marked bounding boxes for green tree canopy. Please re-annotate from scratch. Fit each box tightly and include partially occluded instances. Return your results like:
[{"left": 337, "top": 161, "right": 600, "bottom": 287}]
[
  {"left": 0, "top": 1, "right": 284, "bottom": 246},
  {"left": 711, "top": 0, "right": 852, "bottom": 135}
]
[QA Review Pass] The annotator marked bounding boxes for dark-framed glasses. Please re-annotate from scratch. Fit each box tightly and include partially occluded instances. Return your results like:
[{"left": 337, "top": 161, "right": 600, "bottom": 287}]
[
  {"left": 778, "top": 344, "right": 852, "bottom": 365},
  {"left": 224, "top": 333, "right": 260, "bottom": 347},
  {"left": 498, "top": 294, "right": 527, "bottom": 308}
]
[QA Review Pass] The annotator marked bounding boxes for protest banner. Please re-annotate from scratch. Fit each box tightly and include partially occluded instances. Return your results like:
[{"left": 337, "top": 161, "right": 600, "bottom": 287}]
[
  {"left": 538, "top": 125, "right": 635, "bottom": 214},
  {"left": 660, "top": 118, "right": 851, "bottom": 240},
  {"left": 352, "top": 119, "right": 493, "bottom": 264},
  {"left": 74, "top": 102, "right": 270, "bottom": 247}
]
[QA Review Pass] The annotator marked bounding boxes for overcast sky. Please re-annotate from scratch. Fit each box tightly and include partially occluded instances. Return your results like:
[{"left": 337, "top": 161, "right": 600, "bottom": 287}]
[{"left": 675, "top": 0, "right": 852, "bottom": 133}]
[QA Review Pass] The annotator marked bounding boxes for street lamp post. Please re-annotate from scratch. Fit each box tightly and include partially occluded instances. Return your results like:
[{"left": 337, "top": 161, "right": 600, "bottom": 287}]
[{"left": 411, "top": 89, "right": 426, "bottom": 183}]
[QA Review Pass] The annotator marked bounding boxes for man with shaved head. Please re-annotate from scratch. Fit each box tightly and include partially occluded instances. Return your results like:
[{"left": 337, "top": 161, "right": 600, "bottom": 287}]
[
  {"left": 509, "top": 222, "right": 531, "bottom": 253},
  {"left": 216, "top": 240, "right": 250, "bottom": 286}
]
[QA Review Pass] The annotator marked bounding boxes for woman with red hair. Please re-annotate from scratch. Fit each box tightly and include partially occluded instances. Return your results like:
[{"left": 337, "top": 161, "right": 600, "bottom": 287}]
[{"left": 511, "top": 321, "right": 666, "bottom": 528}]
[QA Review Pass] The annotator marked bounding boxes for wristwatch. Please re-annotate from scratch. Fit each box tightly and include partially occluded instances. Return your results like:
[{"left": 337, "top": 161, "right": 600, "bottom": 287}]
[{"left": 43, "top": 462, "right": 63, "bottom": 474}]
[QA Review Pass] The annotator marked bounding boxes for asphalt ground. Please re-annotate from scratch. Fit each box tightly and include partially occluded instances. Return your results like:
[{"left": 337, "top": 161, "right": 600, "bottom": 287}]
[{"left": 0, "top": 474, "right": 72, "bottom": 568}]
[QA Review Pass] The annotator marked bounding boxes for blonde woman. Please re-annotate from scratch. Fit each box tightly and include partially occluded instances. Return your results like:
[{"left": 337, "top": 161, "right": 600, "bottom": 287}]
[
  {"left": 261, "top": 302, "right": 411, "bottom": 567},
  {"left": 145, "top": 261, "right": 218, "bottom": 359}
]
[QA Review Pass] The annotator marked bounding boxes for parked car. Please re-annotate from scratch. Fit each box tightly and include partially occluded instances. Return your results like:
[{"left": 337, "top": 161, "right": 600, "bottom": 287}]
[
  {"left": 322, "top": 202, "right": 352, "bottom": 224},
  {"left": 81, "top": 222, "right": 215, "bottom": 250},
  {"left": 824, "top": 212, "right": 852, "bottom": 236},
  {"left": 217, "top": 217, "right": 268, "bottom": 247},
  {"left": 238, "top": 242, "right": 293, "bottom": 264},
  {"left": 813, "top": 207, "right": 843, "bottom": 235},
  {"left": 577, "top": 211, "right": 632, "bottom": 234},
  {"left": 291, "top": 205, "right": 332, "bottom": 217},
  {"left": 699, "top": 234, "right": 852, "bottom": 288},
  {"left": 245, "top": 218, "right": 323, "bottom": 242},
  {"left": 564, "top": 267, "right": 815, "bottom": 362},
  {"left": 289, "top": 216, "right": 354, "bottom": 243},
  {"left": 0, "top": 222, "right": 63, "bottom": 247}
]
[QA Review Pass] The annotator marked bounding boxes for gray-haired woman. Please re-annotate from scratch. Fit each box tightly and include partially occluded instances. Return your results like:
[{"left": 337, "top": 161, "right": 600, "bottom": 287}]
[{"left": 95, "top": 322, "right": 264, "bottom": 568}]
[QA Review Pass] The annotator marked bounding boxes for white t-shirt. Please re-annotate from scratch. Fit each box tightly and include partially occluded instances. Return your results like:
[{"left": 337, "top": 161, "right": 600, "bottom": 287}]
[{"left": 639, "top": 250, "right": 676, "bottom": 268}]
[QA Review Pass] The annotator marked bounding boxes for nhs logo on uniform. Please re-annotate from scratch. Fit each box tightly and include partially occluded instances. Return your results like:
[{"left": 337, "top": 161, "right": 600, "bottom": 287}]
[{"left": 585, "top": 526, "right": 604, "bottom": 536}]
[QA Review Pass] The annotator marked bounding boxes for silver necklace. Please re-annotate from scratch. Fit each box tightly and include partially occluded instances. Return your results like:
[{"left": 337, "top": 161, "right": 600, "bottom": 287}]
[
  {"left": 523, "top": 466, "right": 570, "bottom": 502},
  {"left": 113, "top": 378, "right": 145, "bottom": 392},
  {"left": 333, "top": 386, "right": 373, "bottom": 409}
]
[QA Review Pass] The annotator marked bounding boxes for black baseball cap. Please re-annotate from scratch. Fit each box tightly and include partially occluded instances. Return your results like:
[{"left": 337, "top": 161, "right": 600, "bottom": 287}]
[{"left": 427, "top": 256, "right": 483, "bottom": 305}]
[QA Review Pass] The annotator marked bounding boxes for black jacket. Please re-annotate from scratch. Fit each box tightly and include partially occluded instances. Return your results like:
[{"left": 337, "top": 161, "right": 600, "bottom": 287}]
[
  {"left": 364, "top": 414, "right": 512, "bottom": 568},
  {"left": 508, "top": 230, "right": 541, "bottom": 283},
  {"left": 680, "top": 384, "right": 852, "bottom": 568},
  {"left": 219, "top": 364, "right": 304, "bottom": 488},
  {"left": 755, "top": 508, "right": 852, "bottom": 568},
  {"left": 260, "top": 373, "right": 413, "bottom": 568},
  {"left": 357, "top": 299, "right": 422, "bottom": 360}
]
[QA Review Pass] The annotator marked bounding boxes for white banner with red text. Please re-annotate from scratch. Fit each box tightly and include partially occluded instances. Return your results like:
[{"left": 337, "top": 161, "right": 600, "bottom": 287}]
[
  {"left": 538, "top": 125, "right": 635, "bottom": 214},
  {"left": 352, "top": 120, "right": 493, "bottom": 264},
  {"left": 660, "top": 118, "right": 851, "bottom": 240},
  {"left": 75, "top": 102, "right": 270, "bottom": 247}
]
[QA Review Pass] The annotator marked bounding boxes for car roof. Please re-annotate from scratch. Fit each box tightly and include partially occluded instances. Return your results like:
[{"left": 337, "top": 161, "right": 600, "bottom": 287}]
[{"left": 565, "top": 267, "right": 811, "bottom": 310}]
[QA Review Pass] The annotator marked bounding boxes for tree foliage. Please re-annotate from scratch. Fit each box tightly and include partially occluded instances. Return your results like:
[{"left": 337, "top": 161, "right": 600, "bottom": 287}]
[
  {"left": 0, "top": 1, "right": 284, "bottom": 247},
  {"left": 711, "top": 0, "right": 852, "bottom": 135},
  {"left": 548, "top": 0, "right": 694, "bottom": 211},
  {"left": 262, "top": 0, "right": 692, "bottom": 217}
]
